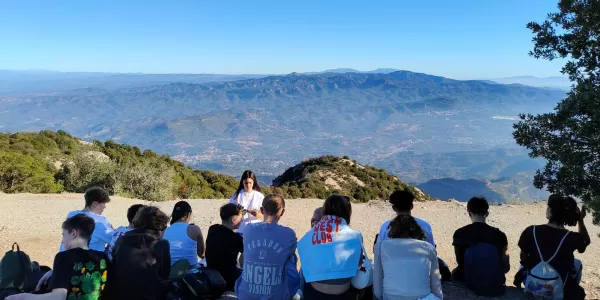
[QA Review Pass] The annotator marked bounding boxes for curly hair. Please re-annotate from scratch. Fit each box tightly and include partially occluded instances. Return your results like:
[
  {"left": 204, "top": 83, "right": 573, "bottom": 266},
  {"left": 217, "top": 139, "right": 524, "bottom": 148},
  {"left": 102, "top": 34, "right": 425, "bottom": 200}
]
[
  {"left": 548, "top": 194, "right": 580, "bottom": 227},
  {"left": 132, "top": 206, "right": 169, "bottom": 232},
  {"left": 387, "top": 214, "right": 427, "bottom": 241}
]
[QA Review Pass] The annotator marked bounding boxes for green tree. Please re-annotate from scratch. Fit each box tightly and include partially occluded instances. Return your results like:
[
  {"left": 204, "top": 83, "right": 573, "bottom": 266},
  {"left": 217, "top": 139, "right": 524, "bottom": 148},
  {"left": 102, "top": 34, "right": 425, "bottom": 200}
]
[
  {"left": 513, "top": 0, "right": 600, "bottom": 223},
  {"left": 0, "top": 152, "right": 62, "bottom": 193},
  {"left": 58, "top": 152, "right": 117, "bottom": 193},
  {"left": 114, "top": 161, "right": 175, "bottom": 201}
]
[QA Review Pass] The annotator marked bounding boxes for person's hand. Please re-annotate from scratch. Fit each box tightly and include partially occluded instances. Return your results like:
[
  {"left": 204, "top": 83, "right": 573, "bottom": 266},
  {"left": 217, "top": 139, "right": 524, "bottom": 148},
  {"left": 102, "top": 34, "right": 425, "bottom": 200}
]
[
  {"left": 580, "top": 205, "right": 587, "bottom": 220},
  {"left": 36, "top": 270, "right": 53, "bottom": 291},
  {"left": 247, "top": 209, "right": 258, "bottom": 217},
  {"left": 6, "top": 293, "right": 32, "bottom": 300}
]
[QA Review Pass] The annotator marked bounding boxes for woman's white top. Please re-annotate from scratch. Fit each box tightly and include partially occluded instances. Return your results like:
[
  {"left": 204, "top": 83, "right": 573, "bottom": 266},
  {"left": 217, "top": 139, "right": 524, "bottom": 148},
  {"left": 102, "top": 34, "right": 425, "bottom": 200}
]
[
  {"left": 228, "top": 190, "right": 264, "bottom": 234},
  {"left": 164, "top": 222, "right": 198, "bottom": 266},
  {"left": 374, "top": 238, "right": 443, "bottom": 300}
]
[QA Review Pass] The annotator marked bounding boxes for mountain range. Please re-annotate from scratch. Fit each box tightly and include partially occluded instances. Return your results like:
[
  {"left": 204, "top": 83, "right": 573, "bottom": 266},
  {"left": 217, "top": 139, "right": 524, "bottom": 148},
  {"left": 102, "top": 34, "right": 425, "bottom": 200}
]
[{"left": 0, "top": 69, "right": 563, "bottom": 203}]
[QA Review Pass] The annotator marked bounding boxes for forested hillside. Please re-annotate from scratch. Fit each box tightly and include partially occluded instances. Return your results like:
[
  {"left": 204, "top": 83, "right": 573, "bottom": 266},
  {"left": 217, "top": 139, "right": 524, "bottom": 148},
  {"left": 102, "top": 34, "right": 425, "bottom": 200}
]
[
  {"left": 0, "top": 130, "right": 238, "bottom": 200},
  {"left": 0, "top": 130, "right": 431, "bottom": 202}
]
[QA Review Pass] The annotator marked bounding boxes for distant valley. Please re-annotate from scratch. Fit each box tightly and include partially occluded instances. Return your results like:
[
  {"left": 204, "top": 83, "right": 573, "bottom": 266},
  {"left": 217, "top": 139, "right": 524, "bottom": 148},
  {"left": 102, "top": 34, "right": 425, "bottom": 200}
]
[{"left": 0, "top": 69, "right": 563, "bottom": 203}]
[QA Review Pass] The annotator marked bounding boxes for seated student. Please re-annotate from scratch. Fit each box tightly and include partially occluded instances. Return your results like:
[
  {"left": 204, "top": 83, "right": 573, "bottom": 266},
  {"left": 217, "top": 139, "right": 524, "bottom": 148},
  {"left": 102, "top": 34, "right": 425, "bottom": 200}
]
[
  {"left": 106, "top": 206, "right": 171, "bottom": 300},
  {"left": 228, "top": 170, "right": 265, "bottom": 235},
  {"left": 164, "top": 201, "right": 205, "bottom": 268},
  {"left": 205, "top": 203, "right": 244, "bottom": 292},
  {"left": 298, "top": 195, "right": 366, "bottom": 300},
  {"left": 452, "top": 197, "right": 509, "bottom": 296},
  {"left": 375, "top": 190, "right": 451, "bottom": 281},
  {"left": 7, "top": 214, "right": 110, "bottom": 300},
  {"left": 235, "top": 194, "right": 300, "bottom": 300},
  {"left": 59, "top": 187, "right": 114, "bottom": 252},
  {"left": 106, "top": 204, "right": 145, "bottom": 260},
  {"left": 516, "top": 195, "right": 590, "bottom": 299},
  {"left": 374, "top": 214, "right": 442, "bottom": 300}
]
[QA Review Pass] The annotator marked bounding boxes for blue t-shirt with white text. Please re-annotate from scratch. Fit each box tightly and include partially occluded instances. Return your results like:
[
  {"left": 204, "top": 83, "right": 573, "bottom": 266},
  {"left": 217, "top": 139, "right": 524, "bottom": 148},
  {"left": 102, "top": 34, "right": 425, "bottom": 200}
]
[{"left": 235, "top": 222, "right": 300, "bottom": 300}]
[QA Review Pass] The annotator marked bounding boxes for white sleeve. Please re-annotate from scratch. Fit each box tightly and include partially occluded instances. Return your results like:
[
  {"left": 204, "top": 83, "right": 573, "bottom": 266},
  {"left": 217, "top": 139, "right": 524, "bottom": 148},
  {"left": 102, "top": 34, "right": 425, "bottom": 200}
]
[
  {"left": 250, "top": 192, "right": 264, "bottom": 210},
  {"left": 96, "top": 218, "right": 115, "bottom": 244}
]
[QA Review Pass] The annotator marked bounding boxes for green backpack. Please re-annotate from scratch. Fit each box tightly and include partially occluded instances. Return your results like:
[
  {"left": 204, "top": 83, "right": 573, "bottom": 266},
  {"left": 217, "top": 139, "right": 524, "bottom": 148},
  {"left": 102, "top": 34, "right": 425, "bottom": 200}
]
[{"left": 0, "top": 243, "right": 33, "bottom": 290}]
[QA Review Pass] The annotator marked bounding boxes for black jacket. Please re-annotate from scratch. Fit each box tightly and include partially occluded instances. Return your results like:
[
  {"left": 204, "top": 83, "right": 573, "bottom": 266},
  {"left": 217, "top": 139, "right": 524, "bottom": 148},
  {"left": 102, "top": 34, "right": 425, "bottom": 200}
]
[{"left": 106, "top": 229, "right": 171, "bottom": 300}]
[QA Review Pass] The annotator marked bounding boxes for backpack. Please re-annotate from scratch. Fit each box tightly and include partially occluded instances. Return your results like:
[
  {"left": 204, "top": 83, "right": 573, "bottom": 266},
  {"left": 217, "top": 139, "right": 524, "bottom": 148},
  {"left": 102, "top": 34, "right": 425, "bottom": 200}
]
[
  {"left": 523, "top": 226, "right": 570, "bottom": 299},
  {"left": 0, "top": 243, "right": 33, "bottom": 291},
  {"left": 179, "top": 267, "right": 226, "bottom": 299},
  {"left": 464, "top": 242, "right": 505, "bottom": 296}
]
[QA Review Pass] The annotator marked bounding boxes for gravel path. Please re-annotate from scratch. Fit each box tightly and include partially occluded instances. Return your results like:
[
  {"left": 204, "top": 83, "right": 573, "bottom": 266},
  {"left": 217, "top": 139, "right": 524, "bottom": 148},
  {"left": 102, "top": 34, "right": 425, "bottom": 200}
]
[{"left": 1, "top": 193, "right": 598, "bottom": 299}]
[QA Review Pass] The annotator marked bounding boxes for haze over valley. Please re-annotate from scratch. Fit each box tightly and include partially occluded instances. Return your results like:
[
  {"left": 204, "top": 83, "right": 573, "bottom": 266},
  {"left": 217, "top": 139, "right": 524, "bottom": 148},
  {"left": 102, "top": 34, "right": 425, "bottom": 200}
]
[{"left": 0, "top": 69, "right": 563, "bottom": 203}]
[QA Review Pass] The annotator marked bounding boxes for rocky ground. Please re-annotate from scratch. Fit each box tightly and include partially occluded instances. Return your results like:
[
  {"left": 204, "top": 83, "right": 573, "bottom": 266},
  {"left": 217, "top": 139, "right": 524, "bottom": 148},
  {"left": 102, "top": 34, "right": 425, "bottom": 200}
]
[{"left": 0, "top": 193, "right": 598, "bottom": 299}]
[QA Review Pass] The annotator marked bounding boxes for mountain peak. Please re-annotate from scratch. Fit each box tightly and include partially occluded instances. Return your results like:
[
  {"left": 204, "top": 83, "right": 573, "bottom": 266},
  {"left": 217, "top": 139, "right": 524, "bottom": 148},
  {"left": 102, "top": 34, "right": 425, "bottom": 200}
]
[{"left": 271, "top": 155, "right": 431, "bottom": 202}]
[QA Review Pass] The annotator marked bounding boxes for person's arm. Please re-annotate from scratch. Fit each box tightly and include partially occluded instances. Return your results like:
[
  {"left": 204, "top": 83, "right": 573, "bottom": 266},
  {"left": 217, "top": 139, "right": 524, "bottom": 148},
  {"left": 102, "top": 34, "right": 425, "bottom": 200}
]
[
  {"left": 429, "top": 247, "right": 443, "bottom": 299},
  {"left": 189, "top": 224, "right": 205, "bottom": 259},
  {"left": 453, "top": 246, "right": 465, "bottom": 267},
  {"left": 502, "top": 246, "right": 511, "bottom": 274},
  {"left": 577, "top": 205, "right": 591, "bottom": 253},
  {"left": 236, "top": 231, "right": 244, "bottom": 267},
  {"left": 248, "top": 194, "right": 264, "bottom": 220},
  {"left": 500, "top": 231, "right": 510, "bottom": 273},
  {"left": 248, "top": 209, "right": 263, "bottom": 221},
  {"left": 5, "top": 289, "right": 68, "bottom": 300},
  {"left": 373, "top": 241, "right": 383, "bottom": 300},
  {"left": 96, "top": 220, "right": 115, "bottom": 245},
  {"left": 157, "top": 240, "right": 172, "bottom": 280},
  {"left": 286, "top": 254, "right": 301, "bottom": 297}
]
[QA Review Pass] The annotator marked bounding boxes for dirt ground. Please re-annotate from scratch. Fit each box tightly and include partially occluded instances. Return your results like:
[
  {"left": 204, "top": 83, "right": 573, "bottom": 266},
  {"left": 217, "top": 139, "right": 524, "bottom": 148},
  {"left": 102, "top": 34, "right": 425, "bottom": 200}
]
[{"left": 1, "top": 193, "right": 598, "bottom": 299}]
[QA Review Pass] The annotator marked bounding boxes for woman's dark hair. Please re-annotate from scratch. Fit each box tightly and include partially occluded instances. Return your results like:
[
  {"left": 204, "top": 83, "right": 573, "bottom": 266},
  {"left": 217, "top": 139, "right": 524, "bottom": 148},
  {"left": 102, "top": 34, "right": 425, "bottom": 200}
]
[
  {"left": 220, "top": 203, "right": 244, "bottom": 220},
  {"left": 467, "top": 197, "right": 489, "bottom": 217},
  {"left": 387, "top": 214, "right": 427, "bottom": 241},
  {"left": 170, "top": 201, "right": 193, "bottom": 225},
  {"left": 133, "top": 206, "right": 170, "bottom": 231},
  {"left": 84, "top": 186, "right": 111, "bottom": 207},
  {"left": 322, "top": 195, "right": 352, "bottom": 225},
  {"left": 547, "top": 194, "right": 580, "bottom": 227},
  {"left": 127, "top": 204, "right": 145, "bottom": 223},
  {"left": 233, "top": 170, "right": 262, "bottom": 198}
]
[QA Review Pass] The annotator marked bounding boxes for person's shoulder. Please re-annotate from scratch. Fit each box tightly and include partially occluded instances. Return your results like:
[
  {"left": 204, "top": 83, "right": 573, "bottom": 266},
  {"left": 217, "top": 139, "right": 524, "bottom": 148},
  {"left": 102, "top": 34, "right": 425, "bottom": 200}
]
[
  {"left": 66, "top": 210, "right": 82, "bottom": 218},
  {"left": 279, "top": 224, "right": 297, "bottom": 236},
  {"left": 453, "top": 223, "right": 472, "bottom": 237},
  {"left": 415, "top": 217, "right": 433, "bottom": 229},
  {"left": 521, "top": 225, "right": 535, "bottom": 235},
  {"left": 379, "top": 219, "right": 391, "bottom": 231},
  {"left": 254, "top": 191, "right": 265, "bottom": 199},
  {"left": 208, "top": 224, "right": 220, "bottom": 232}
]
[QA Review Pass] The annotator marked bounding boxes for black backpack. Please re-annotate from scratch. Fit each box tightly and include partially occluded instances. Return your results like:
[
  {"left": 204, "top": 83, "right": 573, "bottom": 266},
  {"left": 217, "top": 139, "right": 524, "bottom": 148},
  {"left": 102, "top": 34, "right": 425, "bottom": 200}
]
[{"left": 174, "top": 267, "right": 227, "bottom": 300}]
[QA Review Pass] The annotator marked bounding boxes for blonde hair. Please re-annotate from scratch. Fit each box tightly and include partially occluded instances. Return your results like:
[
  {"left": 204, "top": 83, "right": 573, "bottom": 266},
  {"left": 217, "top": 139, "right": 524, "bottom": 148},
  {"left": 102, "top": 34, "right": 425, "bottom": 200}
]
[{"left": 262, "top": 194, "right": 285, "bottom": 215}]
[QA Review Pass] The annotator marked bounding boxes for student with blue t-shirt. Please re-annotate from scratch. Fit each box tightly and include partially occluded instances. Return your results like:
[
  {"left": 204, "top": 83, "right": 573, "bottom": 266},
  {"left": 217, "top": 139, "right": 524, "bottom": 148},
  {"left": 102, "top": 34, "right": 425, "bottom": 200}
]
[
  {"left": 298, "top": 195, "right": 366, "bottom": 300},
  {"left": 235, "top": 194, "right": 300, "bottom": 300}
]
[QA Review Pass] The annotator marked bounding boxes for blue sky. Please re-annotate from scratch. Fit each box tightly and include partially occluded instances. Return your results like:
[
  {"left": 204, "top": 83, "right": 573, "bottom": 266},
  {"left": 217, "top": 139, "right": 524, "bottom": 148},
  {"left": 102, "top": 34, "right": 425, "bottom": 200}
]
[{"left": 0, "top": 0, "right": 565, "bottom": 79}]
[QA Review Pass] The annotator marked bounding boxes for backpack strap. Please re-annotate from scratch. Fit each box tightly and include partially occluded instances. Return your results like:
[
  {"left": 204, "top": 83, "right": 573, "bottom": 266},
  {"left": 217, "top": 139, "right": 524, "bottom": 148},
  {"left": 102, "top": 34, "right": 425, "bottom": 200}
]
[
  {"left": 548, "top": 231, "right": 570, "bottom": 263},
  {"left": 533, "top": 226, "right": 571, "bottom": 263},
  {"left": 532, "top": 226, "right": 546, "bottom": 262}
]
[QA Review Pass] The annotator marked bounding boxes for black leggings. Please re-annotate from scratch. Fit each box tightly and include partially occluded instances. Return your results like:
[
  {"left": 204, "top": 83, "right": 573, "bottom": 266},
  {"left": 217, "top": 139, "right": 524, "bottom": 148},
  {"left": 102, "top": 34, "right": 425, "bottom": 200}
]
[{"left": 302, "top": 282, "right": 358, "bottom": 300}]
